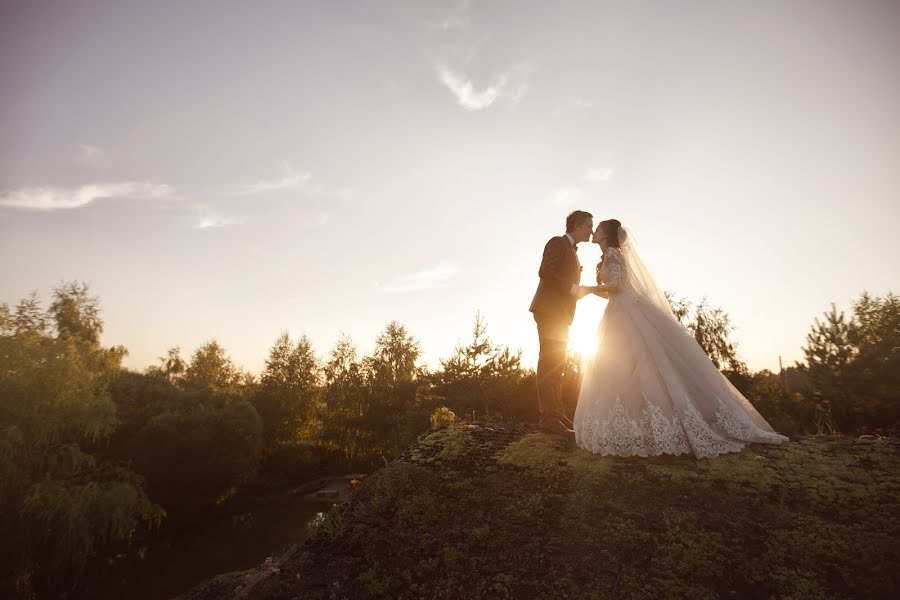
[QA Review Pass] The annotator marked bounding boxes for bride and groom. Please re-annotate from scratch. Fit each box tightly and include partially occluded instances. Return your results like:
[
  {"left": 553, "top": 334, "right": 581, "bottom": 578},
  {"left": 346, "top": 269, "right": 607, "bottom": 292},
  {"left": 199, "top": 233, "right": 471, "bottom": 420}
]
[{"left": 529, "top": 211, "right": 788, "bottom": 458}]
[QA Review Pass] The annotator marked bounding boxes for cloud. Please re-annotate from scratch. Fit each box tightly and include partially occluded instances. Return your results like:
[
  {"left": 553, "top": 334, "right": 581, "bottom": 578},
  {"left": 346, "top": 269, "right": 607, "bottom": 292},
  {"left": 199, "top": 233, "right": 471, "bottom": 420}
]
[
  {"left": 377, "top": 264, "right": 457, "bottom": 294},
  {"left": 0, "top": 181, "right": 173, "bottom": 211},
  {"left": 79, "top": 144, "right": 111, "bottom": 168},
  {"left": 582, "top": 167, "right": 615, "bottom": 183},
  {"left": 551, "top": 187, "right": 586, "bottom": 207},
  {"left": 236, "top": 164, "right": 350, "bottom": 203},
  {"left": 437, "top": 65, "right": 511, "bottom": 111},
  {"left": 238, "top": 164, "right": 312, "bottom": 195},
  {"left": 192, "top": 205, "right": 247, "bottom": 229}
]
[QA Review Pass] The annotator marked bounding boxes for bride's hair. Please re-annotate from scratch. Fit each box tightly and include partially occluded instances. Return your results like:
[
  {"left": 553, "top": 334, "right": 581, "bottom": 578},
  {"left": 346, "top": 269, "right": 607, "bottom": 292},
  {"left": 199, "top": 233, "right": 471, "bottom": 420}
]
[
  {"left": 599, "top": 219, "right": 622, "bottom": 247},
  {"left": 596, "top": 219, "right": 623, "bottom": 283}
]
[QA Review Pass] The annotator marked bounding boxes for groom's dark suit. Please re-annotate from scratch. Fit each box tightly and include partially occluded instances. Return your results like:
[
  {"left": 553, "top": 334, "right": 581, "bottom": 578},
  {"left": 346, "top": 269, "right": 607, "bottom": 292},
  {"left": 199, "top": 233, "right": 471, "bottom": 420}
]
[{"left": 529, "top": 235, "right": 582, "bottom": 429}]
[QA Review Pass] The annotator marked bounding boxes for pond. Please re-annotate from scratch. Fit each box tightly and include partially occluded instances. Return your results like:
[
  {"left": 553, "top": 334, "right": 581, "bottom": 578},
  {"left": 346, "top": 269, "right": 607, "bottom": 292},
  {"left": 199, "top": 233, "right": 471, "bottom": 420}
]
[{"left": 70, "top": 488, "right": 338, "bottom": 600}]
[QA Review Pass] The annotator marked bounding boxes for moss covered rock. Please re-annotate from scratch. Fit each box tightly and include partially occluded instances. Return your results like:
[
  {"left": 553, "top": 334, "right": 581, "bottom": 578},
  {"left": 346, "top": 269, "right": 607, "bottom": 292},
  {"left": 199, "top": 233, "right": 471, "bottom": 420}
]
[{"left": 184, "top": 423, "right": 900, "bottom": 600}]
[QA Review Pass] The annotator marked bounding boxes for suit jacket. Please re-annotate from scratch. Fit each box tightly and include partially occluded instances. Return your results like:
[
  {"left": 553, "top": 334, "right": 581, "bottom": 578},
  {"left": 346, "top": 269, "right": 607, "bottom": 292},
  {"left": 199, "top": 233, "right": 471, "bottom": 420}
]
[{"left": 529, "top": 236, "right": 582, "bottom": 324}]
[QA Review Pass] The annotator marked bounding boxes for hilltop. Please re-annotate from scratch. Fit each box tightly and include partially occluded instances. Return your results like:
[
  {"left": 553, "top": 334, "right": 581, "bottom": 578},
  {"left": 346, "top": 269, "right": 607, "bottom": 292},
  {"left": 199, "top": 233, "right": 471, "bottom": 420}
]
[{"left": 181, "top": 422, "right": 899, "bottom": 600}]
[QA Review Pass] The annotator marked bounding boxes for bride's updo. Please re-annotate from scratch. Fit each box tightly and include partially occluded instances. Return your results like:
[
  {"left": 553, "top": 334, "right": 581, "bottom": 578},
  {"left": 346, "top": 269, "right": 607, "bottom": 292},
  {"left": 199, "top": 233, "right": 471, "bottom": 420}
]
[{"left": 599, "top": 219, "right": 622, "bottom": 247}]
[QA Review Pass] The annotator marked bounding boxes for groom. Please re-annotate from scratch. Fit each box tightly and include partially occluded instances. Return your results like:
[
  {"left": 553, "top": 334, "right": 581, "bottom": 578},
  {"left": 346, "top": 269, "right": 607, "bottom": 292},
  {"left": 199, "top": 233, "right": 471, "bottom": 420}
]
[{"left": 529, "top": 210, "right": 594, "bottom": 436}]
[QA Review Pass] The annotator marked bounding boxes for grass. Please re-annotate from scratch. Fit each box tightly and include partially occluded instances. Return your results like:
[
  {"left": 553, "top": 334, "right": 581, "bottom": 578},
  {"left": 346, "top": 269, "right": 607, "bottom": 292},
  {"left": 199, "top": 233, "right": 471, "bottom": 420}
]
[{"left": 182, "top": 423, "right": 900, "bottom": 600}]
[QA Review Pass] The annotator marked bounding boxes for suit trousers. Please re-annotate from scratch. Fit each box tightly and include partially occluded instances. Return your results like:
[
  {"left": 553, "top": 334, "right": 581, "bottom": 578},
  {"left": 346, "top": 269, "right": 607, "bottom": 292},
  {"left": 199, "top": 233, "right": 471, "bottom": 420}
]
[{"left": 534, "top": 314, "right": 569, "bottom": 427}]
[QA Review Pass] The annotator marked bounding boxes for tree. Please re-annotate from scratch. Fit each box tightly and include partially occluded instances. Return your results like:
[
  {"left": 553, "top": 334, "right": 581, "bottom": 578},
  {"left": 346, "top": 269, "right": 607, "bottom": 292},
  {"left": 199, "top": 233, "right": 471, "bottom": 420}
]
[
  {"left": 435, "top": 312, "right": 527, "bottom": 418},
  {"left": 49, "top": 281, "right": 102, "bottom": 345},
  {"left": 319, "top": 335, "right": 375, "bottom": 466},
  {"left": 801, "top": 293, "right": 900, "bottom": 433},
  {"left": 363, "top": 322, "right": 425, "bottom": 452},
  {"left": 848, "top": 292, "right": 900, "bottom": 430},
  {"left": 802, "top": 304, "right": 856, "bottom": 432},
  {"left": 127, "top": 397, "right": 262, "bottom": 512},
  {"left": 254, "top": 333, "right": 321, "bottom": 456},
  {"left": 370, "top": 321, "right": 422, "bottom": 387},
  {"left": 147, "top": 346, "right": 187, "bottom": 384},
  {"left": 366, "top": 321, "right": 423, "bottom": 414},
  {"left": 0, "top": 288, "right": 161, "bottom": 598},
  {"left": 665, "top": 293, "right": 748, "bottom": 375},
  {"left": 183, "top": 340, "right": 242, "bottom": 394}
]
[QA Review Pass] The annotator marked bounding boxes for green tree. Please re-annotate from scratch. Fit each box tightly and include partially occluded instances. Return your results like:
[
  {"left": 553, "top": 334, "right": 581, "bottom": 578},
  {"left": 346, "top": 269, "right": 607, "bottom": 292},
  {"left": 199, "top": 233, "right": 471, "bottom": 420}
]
[
  {"left": 0, "top": 285, "right": 162, "bottom": 598},
  {"left": 145, "top": 346, "right": 187, "bottom": 384},
  {"left": 802, "top": 303, "right": 855, "bottom": 431},
  {"left": 801, "top": 293, "right": 900, "bottom": 433},
  {"left": 253, "top": 333, "right": 322, "bottom": 477},
  {"left": 665, "top": 293, "right": 748, "bottom": 375},
  {"left": 364, "top": 322, "right": 425, "bottom": 452},
  {"left": 847, "top": 292, "right": 900, "bottom": 431},
  {"left": 183, "top": 340, "right": 243, "bottom": 394},
  {"left": 319, "top": 335, "right": 371, "bottom": 464},
  {"left": 127, "top": 396, "right": 262, "bottom": 512},
  {"left": 435, "top": 312, "right": 527, "bottom": 418}
]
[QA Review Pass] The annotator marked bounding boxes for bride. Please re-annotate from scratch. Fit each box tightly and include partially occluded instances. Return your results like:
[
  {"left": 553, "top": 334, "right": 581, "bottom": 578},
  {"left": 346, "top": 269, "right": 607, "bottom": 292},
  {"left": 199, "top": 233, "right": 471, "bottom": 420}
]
[{"left": 573, "top": 219, "right": 788, "bottom": 458}]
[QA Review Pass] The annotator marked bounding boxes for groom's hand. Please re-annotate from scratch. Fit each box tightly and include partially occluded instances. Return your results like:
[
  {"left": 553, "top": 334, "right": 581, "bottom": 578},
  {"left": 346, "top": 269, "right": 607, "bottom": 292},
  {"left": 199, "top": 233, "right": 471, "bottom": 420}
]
[{"left": 576, "top": 286, "right": 591, "bottom": 299}]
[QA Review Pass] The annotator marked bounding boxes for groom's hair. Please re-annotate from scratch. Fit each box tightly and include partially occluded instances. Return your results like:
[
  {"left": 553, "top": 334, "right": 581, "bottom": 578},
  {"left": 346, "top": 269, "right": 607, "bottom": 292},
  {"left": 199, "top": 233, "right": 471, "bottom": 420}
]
[{"left": 565, "top": 210, "right": 593, "bottom": 232}]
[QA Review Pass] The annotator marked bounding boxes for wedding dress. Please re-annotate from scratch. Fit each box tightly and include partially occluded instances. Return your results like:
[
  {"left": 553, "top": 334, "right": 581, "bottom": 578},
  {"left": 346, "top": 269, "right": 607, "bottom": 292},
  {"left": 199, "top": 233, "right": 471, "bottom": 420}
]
[{"left": 573, "top": 229, "right": 788, "bottom": 458}]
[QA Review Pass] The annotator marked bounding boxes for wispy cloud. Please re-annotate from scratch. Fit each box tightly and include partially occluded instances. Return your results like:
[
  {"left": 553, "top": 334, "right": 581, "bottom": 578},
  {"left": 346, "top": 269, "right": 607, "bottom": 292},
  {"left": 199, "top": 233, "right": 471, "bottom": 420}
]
[
  {"left": 551, "top": 187, "right": 586, "bottom": 207},
  {"left": 0, "top": 181, "right": 173, "bottom": 211},
  {"left": 582, "top": 167, "right": 615, "bottom": 183},
  {"left": 238, "top": 163, "right": 312, "bottom": 195},
  {"left": 79, "top": 144, "right": 111, "bottom": 168},
  {"left": 236, "top": 163, "right": 350, "bottom": 203},
  {"left": 192, "top": 205, "right": 247, "bottom": 229},
  {"left": 377, "top": 264, "right": 457, "bottom": 294},
  {"left": 437, "top": 64, "right": 527, "bottom": 111}
]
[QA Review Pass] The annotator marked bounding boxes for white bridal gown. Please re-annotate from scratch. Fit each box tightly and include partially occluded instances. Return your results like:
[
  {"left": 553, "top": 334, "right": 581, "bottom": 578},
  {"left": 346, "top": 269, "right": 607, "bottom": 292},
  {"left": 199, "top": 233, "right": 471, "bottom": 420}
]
[{"left": 573, "top": 244, "right": 788, "bottom": 459}]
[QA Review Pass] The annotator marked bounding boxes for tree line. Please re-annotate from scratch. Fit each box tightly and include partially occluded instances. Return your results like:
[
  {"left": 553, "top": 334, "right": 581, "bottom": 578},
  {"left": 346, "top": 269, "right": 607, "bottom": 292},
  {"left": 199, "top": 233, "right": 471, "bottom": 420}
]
[{"left": 1, "top": 281, "right": 896, "bottom": 598}]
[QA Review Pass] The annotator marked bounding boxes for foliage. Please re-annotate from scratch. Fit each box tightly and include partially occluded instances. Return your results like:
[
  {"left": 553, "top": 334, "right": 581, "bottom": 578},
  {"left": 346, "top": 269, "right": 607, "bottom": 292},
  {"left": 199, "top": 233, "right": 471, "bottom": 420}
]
[
  {"left": 3, "top": 276, "right": 899, "bottom": 597},
  {"left": 0, "top": 283, "right": 162, "bottom": 598},
  {"left": 801, "top": 292, "right": 900, "bottom": 433},
  {"left": 125, "top": 396, "right": 262, "bottom": 512},
  {"left": 433, "top": 312, "right": 532, "bottom": 419},
  {"left": 311, "top": 322, "right": 427, "bottom": 471},
  {"left": 665, "top": 293, "right": 747, "bottom": 375},
  {"left": 183, "top": 340, "right": 247, "bottom": 394},
  {"left": 252, "top": 333, "right": 322, "bottom": 477}
]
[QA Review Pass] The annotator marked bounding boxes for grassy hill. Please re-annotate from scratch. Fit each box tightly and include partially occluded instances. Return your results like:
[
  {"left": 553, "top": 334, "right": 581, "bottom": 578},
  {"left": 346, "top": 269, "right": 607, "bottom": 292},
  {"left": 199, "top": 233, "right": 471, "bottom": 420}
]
[{"left": 181, "top": 422, "right": 899, "bottom": 600}]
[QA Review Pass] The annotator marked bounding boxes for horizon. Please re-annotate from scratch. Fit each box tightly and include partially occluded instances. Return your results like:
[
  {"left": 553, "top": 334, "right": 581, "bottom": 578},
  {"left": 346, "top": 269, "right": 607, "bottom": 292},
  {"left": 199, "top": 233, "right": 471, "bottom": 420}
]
[{"left": 2, "top": 0, "right": 899, "bottom": 377}]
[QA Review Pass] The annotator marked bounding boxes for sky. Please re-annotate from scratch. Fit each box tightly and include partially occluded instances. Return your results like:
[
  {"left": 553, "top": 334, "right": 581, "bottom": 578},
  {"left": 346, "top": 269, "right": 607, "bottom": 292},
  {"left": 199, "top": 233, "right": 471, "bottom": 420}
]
[{"left": 1, "top": 0, "right": 899, "bottom": 376}]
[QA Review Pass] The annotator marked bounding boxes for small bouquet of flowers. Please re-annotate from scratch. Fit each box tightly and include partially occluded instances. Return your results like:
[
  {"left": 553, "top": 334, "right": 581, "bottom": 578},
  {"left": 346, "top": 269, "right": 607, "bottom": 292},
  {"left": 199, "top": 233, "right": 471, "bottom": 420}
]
[{"left": 430, "top": 406, "right": 457, "bottom": 428}]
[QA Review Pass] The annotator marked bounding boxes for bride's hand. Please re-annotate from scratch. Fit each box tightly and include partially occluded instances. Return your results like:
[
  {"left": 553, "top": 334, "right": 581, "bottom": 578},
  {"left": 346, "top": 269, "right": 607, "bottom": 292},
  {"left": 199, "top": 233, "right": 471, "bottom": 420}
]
[{"left": 591, "top": 287, "right": 609, "bottom": 298}]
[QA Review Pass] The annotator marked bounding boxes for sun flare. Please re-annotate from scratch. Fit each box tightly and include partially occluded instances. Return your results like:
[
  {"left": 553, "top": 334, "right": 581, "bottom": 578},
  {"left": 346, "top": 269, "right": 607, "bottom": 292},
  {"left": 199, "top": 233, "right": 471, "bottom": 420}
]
[{"left": 568, "top": 296, "right": 606, "bottom": 361}]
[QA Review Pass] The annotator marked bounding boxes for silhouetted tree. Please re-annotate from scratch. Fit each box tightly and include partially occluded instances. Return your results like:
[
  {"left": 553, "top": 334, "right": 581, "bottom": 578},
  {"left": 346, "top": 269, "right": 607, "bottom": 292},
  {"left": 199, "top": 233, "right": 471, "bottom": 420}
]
[
  {"left": 801, "top": 293, "right": 900, "bottom": 433},
  {"left": 183, "top": 340, "right": 243, "bottom": 394},
  {"left": 665, "top": 293, "right": 748, "bottom": 376},
  {"left": 435, "top": 312, "right": 527, "bottom": 418},
  {"left": 251, "top": 333, "right": 322, "bottom": 478},
  {"left": 0, "top": 285, "right": 161, "bottom": 598}
]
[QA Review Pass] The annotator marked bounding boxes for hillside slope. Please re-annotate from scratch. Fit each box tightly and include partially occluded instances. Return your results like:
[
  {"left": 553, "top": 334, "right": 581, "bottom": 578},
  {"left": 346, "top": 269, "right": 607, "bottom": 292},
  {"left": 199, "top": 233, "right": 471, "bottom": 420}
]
[{"left": 182, "top": 423, "right": 900, "bottom": 600}]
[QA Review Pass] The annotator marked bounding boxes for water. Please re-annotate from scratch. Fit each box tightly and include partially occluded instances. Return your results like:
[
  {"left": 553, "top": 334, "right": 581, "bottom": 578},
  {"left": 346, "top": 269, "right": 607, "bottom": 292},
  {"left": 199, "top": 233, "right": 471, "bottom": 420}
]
[{"left": 72, "top": 491, "right": 335, "bottom": 600}]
